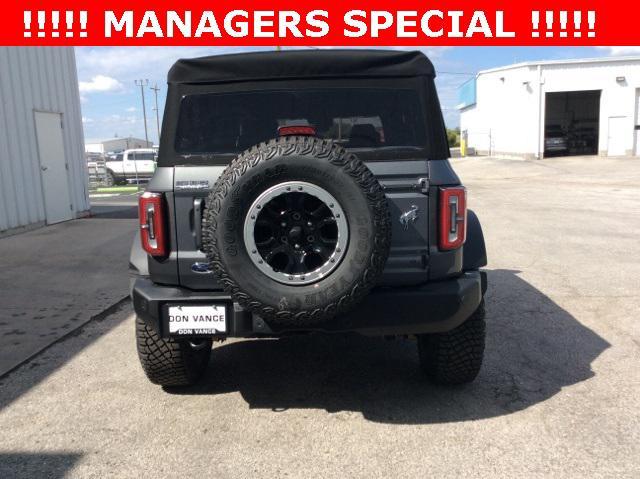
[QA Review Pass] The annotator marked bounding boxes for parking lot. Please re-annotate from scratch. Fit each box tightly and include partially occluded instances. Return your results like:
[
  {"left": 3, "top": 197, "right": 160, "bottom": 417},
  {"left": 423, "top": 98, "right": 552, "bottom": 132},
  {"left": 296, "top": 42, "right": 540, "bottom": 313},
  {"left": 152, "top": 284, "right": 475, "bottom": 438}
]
[{"left": 1, "top": 156, "right": 639, "bottom": 478}]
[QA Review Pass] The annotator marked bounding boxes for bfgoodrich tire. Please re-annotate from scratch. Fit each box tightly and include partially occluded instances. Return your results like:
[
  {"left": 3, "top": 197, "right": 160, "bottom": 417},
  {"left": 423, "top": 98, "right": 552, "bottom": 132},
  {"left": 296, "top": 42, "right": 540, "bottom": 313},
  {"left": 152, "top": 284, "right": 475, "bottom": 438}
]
[
  {"left": 135, "top": 316, "right": 212, "bottom": 387},
  {"left": 202, "top": 136, "right": 391, "bottom": 327},
  {"left": 417, "top": 300, "right": 486, "bottom": 385}
]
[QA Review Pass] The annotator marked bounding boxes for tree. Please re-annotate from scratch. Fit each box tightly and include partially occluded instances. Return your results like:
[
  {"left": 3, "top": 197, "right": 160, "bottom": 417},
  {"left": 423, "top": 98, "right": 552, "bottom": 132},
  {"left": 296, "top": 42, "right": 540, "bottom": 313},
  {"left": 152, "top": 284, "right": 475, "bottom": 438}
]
[{"left": 446, "top": 128, "right": 460, "bottom": 147}]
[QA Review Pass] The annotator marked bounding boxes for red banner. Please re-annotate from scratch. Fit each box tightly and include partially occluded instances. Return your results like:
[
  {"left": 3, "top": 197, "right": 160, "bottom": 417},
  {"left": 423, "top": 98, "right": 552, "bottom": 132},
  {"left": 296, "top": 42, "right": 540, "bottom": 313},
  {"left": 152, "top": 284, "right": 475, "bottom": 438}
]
[{"left": 5, "top": 1, "right": 640, "bottom": 46}]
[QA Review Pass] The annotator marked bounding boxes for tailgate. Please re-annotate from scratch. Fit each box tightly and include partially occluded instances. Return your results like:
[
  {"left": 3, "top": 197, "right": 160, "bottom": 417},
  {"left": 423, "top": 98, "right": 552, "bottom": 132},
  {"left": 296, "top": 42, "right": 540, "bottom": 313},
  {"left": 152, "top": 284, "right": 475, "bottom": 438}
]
[
  {"left": 174, "top": 161, "right": 431, "bottom": 290},
  {"left": 366, "top": 160, "right": 430, "bottom": 286}
]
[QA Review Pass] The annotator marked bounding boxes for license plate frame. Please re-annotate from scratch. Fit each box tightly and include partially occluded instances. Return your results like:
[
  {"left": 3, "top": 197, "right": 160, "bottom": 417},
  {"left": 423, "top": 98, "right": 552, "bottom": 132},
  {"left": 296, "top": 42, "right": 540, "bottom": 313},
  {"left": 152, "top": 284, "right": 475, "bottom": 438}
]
[{"left": 165, "top": 303, "right": 229, "bottom": 337}]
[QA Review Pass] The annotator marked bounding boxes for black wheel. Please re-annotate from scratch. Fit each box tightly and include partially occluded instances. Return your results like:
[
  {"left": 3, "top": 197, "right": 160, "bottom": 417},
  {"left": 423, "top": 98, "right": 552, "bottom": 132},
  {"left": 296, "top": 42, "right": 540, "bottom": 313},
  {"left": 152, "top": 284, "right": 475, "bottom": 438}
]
[
  {"left": 417, "top": 300, "right": 486, "bottom": 385},
  {"left": 135, "top": 316, "right": 212, "bottom": 387},
  {"left": 104, "top": 170, "right": 115, "bottom": 187},
  {"left": 202, "top": 136, "right": 391, "bottom": 327}
]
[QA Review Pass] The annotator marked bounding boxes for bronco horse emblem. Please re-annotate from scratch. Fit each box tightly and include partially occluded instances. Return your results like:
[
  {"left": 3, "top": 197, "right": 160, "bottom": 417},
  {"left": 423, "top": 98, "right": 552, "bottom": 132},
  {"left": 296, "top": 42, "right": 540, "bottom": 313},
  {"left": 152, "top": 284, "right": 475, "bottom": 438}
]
[{"left": 399, "top": 205, "right": 419, "bottom": 230}]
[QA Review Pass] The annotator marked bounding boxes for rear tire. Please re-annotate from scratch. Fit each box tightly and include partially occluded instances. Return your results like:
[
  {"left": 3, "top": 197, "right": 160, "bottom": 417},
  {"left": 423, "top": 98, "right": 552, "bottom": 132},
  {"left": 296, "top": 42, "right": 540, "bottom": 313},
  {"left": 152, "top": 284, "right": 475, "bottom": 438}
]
[
  {"left": 417, "top": 300, "right": 485, "bottom": 385},
  {"left": 135, "top": 316, "right": 212, "bottom": 387},
  {"left": 104, "top": 170, "right": 115, "bottom": 187}
]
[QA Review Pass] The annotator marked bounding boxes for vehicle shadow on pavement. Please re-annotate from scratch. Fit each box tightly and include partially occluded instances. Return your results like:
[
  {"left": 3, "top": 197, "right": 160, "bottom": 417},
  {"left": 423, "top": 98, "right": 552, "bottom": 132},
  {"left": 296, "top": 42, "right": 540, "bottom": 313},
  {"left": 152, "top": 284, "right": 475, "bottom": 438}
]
[
  {"left": 0, "top": 452, "right": 82, "bottom": 479},
  {"left": 0, "top": 301, "right": 131, "bottom": 413},
  {"left": 171, "top": 269, "right": 610, "bottom": 424}
]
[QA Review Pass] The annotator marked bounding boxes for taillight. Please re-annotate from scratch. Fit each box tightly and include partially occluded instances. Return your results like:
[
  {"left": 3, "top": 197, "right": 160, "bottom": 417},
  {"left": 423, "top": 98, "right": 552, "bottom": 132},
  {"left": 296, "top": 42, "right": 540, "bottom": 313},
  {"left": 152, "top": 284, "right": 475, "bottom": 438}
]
[
  {"left": 278, "top": 125, "right": 316, "bottom": 136},
  {"left": 139, "top": 192, "right": 167, "bottom": 257},
  {"left": 439, "top": 187, "right": 467, "bottom": 250}
]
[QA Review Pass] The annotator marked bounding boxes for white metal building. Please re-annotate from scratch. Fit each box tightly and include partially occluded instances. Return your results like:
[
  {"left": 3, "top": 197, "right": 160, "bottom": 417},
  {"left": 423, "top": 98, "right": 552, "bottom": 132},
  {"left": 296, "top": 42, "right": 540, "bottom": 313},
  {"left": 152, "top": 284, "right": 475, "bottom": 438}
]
[
  {"left": 85, "top": 136, "right": 153, "bottom": 154},
  {"left": 459, "top": 56, "right": 640, "bottom": 159},
  {"left": 0, "top": 47, "right": 88, "bottom": 235}
]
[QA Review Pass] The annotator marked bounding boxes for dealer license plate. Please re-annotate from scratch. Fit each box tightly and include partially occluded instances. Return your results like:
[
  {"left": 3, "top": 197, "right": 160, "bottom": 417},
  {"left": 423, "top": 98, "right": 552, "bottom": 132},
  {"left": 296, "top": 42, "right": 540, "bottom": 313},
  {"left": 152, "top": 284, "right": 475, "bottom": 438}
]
[{"left": 167, "top": 305, "right": 227, "bottom": 335}]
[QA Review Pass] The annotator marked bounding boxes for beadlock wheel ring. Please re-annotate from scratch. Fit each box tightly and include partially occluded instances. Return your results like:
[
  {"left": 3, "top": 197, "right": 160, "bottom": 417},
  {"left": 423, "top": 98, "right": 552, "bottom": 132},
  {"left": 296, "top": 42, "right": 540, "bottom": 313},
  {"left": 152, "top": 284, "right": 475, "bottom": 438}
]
[{"left": 243, "top": 181, "right": 349, "bottom": 285}]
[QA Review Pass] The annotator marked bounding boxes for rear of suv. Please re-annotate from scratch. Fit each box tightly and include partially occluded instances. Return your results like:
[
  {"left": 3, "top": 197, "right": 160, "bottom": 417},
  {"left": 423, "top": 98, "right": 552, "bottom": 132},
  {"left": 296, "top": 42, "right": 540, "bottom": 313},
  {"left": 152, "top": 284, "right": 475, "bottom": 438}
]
[{"left": 130, "top": 50, "right": 488, "bottom": 388}]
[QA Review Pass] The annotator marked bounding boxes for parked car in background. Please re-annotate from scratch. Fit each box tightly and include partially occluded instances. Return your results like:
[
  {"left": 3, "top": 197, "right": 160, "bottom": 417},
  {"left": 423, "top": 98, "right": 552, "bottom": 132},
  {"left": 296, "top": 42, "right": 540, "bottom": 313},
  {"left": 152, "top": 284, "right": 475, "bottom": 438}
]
[
  {"left": 544, "top": 125, "right": 568, "bottom": 157},
  {"left": 104, "top": 148, "right": 157, "bottom": 186}
]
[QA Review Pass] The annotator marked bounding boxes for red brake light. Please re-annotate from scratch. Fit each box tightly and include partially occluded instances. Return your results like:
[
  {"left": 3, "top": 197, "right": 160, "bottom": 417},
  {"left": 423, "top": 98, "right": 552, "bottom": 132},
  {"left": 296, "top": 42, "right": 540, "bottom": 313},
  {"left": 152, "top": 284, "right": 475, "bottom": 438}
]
[
  {"left": 139, "top": 192, "right": 167, "bottom": 257},
  {"left": 439, "top": 187, "right": 467, "bottom": 250},
  {"left": 278, "top": 125, "right": 316, "bottom": 137}
]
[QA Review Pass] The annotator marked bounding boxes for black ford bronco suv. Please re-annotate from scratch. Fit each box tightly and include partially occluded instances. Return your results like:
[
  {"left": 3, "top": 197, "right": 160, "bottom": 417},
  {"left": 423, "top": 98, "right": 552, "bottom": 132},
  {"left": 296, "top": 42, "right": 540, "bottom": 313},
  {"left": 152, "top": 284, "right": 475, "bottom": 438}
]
[{"left": 130, "top": 49, "right": 488, "bottom": 388}]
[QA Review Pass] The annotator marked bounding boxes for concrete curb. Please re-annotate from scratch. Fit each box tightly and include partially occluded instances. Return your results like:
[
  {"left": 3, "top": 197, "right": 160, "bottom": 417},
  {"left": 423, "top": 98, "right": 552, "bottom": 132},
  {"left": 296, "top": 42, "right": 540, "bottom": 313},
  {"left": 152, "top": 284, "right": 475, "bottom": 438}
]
[{"left": 0, "top": 297, "right": 131, "bottom": 381}]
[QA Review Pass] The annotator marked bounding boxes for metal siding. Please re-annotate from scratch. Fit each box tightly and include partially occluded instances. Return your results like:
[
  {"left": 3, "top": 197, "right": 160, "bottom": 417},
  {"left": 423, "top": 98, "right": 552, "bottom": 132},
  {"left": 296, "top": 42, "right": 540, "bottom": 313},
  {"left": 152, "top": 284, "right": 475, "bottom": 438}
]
[
  {"left": 0, "top": 47, "right": 87, "bottom": 232},
  {"left": 460, "top": 58, "right": 640, "bottom": 158}
]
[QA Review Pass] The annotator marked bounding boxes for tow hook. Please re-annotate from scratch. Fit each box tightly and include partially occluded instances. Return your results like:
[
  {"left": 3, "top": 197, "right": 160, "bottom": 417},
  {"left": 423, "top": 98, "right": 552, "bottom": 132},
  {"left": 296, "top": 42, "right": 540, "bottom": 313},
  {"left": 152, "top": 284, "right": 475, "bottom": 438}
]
[{"left": 189, "top": 340, "right": 210, "bottom": 350}]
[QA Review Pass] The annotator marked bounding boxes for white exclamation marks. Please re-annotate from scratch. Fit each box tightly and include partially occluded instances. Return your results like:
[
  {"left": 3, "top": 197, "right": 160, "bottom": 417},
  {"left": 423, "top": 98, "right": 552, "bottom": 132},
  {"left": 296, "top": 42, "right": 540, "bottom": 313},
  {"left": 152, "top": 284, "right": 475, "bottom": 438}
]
[
  {"left": 66, "top": 11, "right": 74, "bottom": 38},
  {"left": 79, "top": 11, "right": 88, "bottom": 38},
  {"left": 531, "top": 11, "right": 540, "bottom": 38},
  {"left": 559, "top": 11, "right": 568, "bottom": 38},
  {"left": 574, "top": 11, "right": 582, "bottom": 38},
  {"left": 587, "top": 11, "right": 596, "bottom": 38},
  {"left": 51, "top": 11, "right": 60, "bottom": 38},
  {"left": 37, "top": 11, "right": 46, "bottom": 38},
  {"left": 545, "top": 11, "right": 554, "bottom": 38},
  {"left": 24, "top": 11, "right": 32, "bottom": 38}
]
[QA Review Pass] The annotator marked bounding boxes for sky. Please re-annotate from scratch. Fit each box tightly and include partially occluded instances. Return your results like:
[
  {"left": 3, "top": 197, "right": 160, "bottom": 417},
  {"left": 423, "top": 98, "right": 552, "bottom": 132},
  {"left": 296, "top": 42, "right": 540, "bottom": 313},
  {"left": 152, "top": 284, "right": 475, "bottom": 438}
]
[{"left": 77, "top": 46, "right": 640, "bottom": 144}]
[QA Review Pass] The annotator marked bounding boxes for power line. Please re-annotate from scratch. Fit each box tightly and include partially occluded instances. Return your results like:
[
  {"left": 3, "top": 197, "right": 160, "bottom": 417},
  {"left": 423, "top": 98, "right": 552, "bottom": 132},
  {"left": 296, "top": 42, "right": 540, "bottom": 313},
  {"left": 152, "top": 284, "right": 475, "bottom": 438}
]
[
  {"left": 150, "top": 84, "right": 161, "bottom": 145},
  {"left": 134, "top": 79, "right": 149, "bottom": 145}
]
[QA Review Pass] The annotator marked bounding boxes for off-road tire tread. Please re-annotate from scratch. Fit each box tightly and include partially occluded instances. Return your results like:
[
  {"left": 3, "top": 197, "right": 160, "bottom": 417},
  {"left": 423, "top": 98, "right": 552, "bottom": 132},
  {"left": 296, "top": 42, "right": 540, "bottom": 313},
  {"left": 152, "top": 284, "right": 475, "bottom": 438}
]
[
  {"left": 135, "top": 316, "right": 211, "bottom": 387},
  {"left": 202, "top": 136, "right": 391, "bottom": 326},
  {"left": 418, "top": 300, "right": 486, "bottom": 385}
]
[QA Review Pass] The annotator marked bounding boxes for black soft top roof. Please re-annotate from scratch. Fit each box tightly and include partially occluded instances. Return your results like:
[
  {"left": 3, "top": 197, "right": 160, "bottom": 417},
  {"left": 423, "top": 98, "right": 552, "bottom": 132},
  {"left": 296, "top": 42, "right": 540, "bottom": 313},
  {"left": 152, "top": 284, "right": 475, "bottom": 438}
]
[{"left": 168, "top": 49, "right": 435, "bottom": 84}]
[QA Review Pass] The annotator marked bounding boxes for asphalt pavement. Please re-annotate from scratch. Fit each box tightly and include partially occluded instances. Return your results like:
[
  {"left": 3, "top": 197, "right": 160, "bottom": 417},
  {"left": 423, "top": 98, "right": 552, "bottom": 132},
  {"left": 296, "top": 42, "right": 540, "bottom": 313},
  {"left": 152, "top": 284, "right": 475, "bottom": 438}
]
[
  {"left": 0, "top": 197, "right": 137, "bottom": 376},
  {"left": 0, "top": 156, "right": 639, "bottom": 478}
]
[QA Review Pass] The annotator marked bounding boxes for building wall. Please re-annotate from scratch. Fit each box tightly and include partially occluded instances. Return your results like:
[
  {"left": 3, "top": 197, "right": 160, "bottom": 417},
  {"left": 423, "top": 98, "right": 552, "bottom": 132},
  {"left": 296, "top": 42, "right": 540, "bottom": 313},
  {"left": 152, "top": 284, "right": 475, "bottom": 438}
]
[
  {"left": 102, "top": 137, "right": 152, "bottom": 152},
  {"left": 460, "top": 66, "right": 540, "bottom": 158},
  {"left": 460, "top": 58, "right": 640, "bottom": 158},
  {"left": 0, "top": 47, "right": 88, "bottom": 233},
  {"left": 85, "top": 137, "right": 153, "bottom": 155},
  {"left": 543, "top": 61, "right": 640, "bottom": 156}
]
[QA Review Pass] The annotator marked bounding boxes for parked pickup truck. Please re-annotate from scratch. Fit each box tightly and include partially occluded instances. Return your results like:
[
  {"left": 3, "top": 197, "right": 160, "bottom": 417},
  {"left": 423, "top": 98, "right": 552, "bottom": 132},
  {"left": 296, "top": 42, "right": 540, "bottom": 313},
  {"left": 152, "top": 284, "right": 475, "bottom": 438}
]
[{"left": 104, "top": 148, "right": 157, "bottom": 186}]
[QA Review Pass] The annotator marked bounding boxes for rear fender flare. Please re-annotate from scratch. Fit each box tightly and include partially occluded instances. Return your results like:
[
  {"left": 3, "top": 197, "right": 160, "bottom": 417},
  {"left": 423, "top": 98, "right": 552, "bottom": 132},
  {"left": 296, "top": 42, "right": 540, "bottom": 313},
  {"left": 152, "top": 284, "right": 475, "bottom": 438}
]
[
  {"left": 463, "top": 209, "right": 487, "bottom": 271},
  {"left": 129, "top": 231, "right": 149, "bottom": 277}
]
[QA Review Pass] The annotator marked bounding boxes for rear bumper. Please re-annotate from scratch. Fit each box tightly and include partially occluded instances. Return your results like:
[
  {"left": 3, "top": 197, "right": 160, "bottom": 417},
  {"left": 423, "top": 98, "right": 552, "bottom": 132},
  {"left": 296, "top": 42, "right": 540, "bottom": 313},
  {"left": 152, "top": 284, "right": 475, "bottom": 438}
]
[{"left": 131, "top": 271, "right": 485, "bottom": 338}]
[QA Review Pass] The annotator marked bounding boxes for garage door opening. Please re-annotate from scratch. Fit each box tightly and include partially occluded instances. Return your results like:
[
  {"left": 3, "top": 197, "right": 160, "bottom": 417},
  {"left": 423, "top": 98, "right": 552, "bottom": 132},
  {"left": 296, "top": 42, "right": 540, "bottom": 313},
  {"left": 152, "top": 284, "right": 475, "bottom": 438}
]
[{"left": 544, "top": 90, "right": 601, "bottom": 157}]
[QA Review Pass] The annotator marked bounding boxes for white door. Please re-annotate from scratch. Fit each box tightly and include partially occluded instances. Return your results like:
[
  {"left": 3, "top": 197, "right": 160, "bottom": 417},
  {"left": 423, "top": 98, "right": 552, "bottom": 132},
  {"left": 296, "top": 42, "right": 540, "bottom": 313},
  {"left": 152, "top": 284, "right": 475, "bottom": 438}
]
[
  {"left": 34, "top": 111, "right": 73, "bottom": 224},
  {"left": 607, "top": 116, "right": 628, "bottom": 156}
]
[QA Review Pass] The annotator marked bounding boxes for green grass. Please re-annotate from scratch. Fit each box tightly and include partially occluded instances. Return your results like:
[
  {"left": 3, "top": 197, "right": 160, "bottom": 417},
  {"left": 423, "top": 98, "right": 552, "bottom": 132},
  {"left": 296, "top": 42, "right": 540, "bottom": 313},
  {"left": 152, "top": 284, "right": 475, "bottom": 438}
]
[{"left": 94, "top": 186, "right": 140, "bottom": 193}]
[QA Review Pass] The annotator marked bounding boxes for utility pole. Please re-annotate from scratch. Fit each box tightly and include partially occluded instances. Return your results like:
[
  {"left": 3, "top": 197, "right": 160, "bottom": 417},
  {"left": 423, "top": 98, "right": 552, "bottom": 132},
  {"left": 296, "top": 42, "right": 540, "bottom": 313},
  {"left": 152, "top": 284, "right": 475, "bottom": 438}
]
[
  {"left": 150, "top": 83, "right": 161, "bottom": 145},
  {"left": 135, "top": 79, "right": 149, "bottom": 145}
]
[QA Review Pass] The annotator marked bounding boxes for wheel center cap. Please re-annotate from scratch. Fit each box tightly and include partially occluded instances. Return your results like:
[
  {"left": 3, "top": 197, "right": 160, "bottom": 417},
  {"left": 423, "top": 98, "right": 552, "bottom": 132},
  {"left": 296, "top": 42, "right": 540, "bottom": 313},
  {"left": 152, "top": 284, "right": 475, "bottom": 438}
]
[{"left": 288, "top": 225, "right": 303, "bottom": 240}]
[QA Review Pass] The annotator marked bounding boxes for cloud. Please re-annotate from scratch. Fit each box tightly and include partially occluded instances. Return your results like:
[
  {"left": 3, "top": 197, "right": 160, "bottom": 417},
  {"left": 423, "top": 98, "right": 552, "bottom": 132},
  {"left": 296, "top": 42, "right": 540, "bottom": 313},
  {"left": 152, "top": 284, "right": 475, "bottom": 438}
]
[
  {"left": 78, "top": 75, "right": 124, "bottom": 93},
  {"left": 81, "top": 117, "right": 93, "bottom": 123},
  {"left": 597, "top": 46, "right": 640, "bottom": 56},
  {"left": 76, "top": 46, "right": 461, "bottom": 134},
  {"left": 75, "top": 47, "right": 257, "bottom": 84}
]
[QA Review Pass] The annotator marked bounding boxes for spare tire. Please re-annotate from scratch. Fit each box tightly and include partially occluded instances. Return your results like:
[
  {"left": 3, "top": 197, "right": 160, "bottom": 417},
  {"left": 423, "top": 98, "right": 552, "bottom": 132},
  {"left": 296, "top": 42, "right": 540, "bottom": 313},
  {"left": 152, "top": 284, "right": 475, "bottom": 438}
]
[{"left": 202, "top": 136, "right": 391, "bottom": 326}]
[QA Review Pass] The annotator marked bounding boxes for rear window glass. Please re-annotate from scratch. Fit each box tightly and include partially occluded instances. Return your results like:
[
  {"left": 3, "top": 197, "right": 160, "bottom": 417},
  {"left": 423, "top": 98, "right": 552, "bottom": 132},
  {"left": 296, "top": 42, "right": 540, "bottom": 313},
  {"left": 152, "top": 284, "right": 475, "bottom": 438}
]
[{"left": 174, "top": 88, "right": 427, "bottom": 154}]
